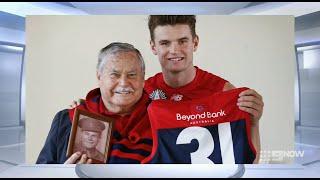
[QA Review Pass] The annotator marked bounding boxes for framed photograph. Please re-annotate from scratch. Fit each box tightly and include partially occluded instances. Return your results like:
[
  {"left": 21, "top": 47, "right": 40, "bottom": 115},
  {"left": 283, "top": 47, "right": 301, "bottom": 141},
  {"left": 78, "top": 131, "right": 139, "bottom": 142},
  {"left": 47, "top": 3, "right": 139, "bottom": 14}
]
[{"left": 67, "top": 108, "right": 114, "bottom": 164}]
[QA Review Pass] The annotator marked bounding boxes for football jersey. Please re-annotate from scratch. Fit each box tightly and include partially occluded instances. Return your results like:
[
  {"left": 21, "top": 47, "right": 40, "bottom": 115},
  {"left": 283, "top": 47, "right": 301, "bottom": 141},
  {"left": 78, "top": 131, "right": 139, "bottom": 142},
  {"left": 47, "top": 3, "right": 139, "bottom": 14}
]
[
  {"left": 144, "top": 66, "right": 228, "bottom": 102},
  {"left": 142, "top": 87, "right": 256, "bottom": 164}
]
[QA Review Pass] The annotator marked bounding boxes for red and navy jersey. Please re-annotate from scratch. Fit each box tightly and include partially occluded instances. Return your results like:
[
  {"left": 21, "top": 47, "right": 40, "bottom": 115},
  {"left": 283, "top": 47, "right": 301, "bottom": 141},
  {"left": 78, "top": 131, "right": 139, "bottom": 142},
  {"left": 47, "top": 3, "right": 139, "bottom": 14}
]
[
  {"left": 144, "top": 66, "right": 228, "bottom": 101},
  {"left": 142, "top": 88, "right": 256, "bottom": 164}
]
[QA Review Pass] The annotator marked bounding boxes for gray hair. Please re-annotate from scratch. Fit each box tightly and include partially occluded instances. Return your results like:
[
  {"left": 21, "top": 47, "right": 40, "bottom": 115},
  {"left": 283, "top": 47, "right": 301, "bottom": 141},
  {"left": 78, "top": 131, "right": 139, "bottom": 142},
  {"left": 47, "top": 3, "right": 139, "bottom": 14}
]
[{"left": 97, "top": 42, "right": 145, "bottom": 76}]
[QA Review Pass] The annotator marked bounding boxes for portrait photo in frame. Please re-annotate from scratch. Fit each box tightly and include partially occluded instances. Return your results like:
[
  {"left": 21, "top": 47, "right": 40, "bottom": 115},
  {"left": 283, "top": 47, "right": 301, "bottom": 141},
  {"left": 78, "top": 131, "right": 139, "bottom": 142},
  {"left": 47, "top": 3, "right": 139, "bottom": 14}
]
[{"left": 67, "top": 108, "right": 114, "bottom": 164}]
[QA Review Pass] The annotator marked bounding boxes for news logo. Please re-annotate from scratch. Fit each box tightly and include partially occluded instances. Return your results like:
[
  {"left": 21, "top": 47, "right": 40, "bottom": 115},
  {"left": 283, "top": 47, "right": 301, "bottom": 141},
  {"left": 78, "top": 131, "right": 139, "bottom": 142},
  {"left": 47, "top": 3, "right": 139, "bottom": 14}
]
[{"left": 260, "top": 150, "right": 305, "bottom": 163}]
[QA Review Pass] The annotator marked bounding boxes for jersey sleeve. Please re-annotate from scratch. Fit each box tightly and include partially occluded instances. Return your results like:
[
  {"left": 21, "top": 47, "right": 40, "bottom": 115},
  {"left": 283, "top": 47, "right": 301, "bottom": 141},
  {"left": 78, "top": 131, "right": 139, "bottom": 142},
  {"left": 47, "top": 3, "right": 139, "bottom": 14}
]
[
  {"left": 209, "top": 74, "right": 229, "bottom": 92},
  {"left": 36, "top": 109, "right": 69, "bottom": 164}
]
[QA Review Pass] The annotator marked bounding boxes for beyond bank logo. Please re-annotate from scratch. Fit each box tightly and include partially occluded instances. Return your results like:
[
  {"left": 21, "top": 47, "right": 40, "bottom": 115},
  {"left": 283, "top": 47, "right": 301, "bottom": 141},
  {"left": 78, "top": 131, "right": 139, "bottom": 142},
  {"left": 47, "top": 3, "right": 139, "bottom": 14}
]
[{"left": 176, "top": 109, "right": 226, "bottom": 121}]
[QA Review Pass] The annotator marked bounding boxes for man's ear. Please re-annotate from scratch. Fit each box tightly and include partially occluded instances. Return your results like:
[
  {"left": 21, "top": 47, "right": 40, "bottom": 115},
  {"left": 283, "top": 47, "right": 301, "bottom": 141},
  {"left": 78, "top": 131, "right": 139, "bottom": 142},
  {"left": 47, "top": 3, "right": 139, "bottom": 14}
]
[
  {"left": 193, "top": 35, "right": 199, "bottom": 52},
  {"left": 96, "top": 71, "right": 101, "bottom": 80},
  {"left": 150, "top": 40, "right": 158, "bottom": 55}
]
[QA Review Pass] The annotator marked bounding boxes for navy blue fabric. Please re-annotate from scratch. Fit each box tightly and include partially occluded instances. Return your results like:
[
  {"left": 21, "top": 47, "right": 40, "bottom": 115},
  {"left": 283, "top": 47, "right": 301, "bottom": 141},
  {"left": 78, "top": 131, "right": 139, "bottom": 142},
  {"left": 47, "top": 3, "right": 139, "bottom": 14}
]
[
  {"left": 148, "top": 119, "right": 255, "bottom": 164},
  {"left": 36, "top": 109, "right": 71, "bottom": 164},
  {"left": 111, "top": 144, "right": 151, "bottom": 157},
  {"left": 36, "top": 109, "right": 151, "bottom": 164},
  {"left": 230, "top": 119, "right": 256, "bottom": 163}
]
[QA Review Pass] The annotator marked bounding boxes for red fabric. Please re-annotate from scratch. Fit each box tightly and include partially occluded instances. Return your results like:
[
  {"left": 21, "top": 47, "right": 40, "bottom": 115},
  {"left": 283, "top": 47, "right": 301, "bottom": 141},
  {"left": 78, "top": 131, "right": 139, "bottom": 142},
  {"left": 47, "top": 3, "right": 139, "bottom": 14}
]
[
  {"left": 68, "top": 88, "right": 151, "bottom": 142},
  {"left": 68, "top": 88, "right": 152, "bottom": 163},
  {"left": 144, "top": 66, "right": 228, "bottom": 101},
  {"left": 147, "top": 87, "right": 251, "bottom": 129},
  {"left": 111, "top": 150, "right": 148, "bottom": 161},
  {"left": 143, "top": 87, "right": 256, "bottom": 164}
]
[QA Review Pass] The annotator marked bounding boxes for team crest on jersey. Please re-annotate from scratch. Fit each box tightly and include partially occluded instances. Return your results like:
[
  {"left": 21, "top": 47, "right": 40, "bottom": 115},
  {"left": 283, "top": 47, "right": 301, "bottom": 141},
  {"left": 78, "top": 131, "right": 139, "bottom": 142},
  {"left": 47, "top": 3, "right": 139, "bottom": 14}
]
[
  {"left": 170, "top": 94, "right": 183, "bottom": 101},
  {"left": 195, "top": 104, "right": 208, "bottom": 113},
  {"left": 149, "top": 89, "right": 167, "bottom": 100}
]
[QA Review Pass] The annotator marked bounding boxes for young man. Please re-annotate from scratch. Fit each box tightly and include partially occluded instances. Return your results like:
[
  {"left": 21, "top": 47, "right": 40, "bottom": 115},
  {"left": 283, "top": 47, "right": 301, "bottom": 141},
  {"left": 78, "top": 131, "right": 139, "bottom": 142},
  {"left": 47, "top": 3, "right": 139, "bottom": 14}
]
[
  {"left": 144, "top": 15, "right": 263, "bottom": 163},
  {"left": 37, "top": 42, "right": 152, "bottom": 164},
  {"left": 70, "top": 16, "right": 263, "bottom": 163},
  {"left": 74, "top": 118, "right": 106, "bottom": 163}
]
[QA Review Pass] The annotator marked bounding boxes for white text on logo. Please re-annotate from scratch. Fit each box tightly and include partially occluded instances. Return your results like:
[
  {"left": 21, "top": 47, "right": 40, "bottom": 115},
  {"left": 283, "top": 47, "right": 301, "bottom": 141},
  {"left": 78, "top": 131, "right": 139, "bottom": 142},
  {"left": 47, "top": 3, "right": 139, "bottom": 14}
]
[{"left": 176, "top": 110, "right": 226, "bottom": 121}]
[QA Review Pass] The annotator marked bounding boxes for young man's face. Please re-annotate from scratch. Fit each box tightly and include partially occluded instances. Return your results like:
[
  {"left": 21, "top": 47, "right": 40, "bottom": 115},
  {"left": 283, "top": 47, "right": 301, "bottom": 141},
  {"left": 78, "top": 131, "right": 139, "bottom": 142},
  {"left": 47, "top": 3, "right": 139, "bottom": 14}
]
[
  {"left": 81, "top": 130, "right": 100, "bottom": 149},
  {"left": 150, "top": 24, "right": 199, "bottom": 74}
]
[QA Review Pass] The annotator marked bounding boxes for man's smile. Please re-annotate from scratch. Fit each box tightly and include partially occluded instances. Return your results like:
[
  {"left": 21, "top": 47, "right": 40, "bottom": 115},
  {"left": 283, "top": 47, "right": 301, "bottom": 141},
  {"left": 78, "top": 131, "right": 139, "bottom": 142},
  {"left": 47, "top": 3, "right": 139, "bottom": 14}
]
[{"left": 168, "top": 57, "right": 184, "bottom": 62}]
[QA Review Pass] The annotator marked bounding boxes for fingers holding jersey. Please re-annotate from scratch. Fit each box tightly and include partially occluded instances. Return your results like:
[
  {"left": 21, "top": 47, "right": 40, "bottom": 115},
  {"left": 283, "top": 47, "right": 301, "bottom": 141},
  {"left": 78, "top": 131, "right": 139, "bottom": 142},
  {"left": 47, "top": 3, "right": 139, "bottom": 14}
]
[
  {"left": 237, "top": 89, "right": 264, "bottom": 122},
  {"left": 239, "top": 89, "right": 263, "bottom": 101},
  {"left": 238, "top": 95, "right": 264, "bottom": 106},
  {"left": 238, "top": 106, "right": 260, "bottom": 119},
  {"left": 237, "top": 100, "right": 263, "bottom": 112},
  {"left": 238, "top": 106, "right": 261, "bottom": 127}
]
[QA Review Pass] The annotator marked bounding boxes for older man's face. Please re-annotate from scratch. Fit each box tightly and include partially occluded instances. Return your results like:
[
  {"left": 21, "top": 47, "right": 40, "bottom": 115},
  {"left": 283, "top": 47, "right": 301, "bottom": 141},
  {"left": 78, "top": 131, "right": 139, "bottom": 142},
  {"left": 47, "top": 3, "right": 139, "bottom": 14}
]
[{"left": 97, "top": 51, "right": 144, "bottom": 114}]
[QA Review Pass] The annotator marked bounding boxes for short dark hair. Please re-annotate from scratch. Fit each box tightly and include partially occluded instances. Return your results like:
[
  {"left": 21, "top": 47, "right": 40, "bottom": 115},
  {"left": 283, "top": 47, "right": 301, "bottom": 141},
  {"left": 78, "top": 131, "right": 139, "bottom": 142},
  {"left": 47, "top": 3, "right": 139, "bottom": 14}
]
[{"left": 148, "top": 15, "right": 197, "bottom": 42}]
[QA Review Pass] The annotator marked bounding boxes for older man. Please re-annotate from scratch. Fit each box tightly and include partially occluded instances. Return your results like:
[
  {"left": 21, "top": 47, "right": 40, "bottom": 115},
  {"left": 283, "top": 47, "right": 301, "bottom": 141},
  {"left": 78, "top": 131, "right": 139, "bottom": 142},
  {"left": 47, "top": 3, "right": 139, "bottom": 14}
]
[
  {"left": 71, "top": 16, "right": 264, "bottom": 164},
  {"left": 36, "top": 42, "right": 152, "bottom": 164}
]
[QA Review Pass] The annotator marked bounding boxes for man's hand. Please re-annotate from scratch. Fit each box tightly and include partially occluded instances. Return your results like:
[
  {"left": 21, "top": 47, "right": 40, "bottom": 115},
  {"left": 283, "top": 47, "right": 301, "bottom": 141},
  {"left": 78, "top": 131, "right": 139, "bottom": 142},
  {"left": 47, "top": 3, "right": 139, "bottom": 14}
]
[
  {"left": 237, "top": 89, "right": 264, "bottom": 126},
  {"left": 223, "top": 82, "right": 262, "bottom": 163},
  {"left": 64, "top": 152, "right": 92, "bottom": 164},
  {"left": 237, "top": 89, "right": 263, "bottom": 163},
  {"left": 69, "top": 99, "right": 84, "bottom": 109},
  {"left": 223, "top": 83, "right": 264, "bottom": 124}
]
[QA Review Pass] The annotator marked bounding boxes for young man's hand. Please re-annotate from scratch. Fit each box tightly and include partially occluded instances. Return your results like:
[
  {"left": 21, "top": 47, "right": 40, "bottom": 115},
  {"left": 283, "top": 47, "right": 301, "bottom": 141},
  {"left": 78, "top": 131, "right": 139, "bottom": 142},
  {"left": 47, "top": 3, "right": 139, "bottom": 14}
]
[
  {"left": 69, "top": 99, "right": 85, "bottom": 109},
  {"left": 237, "top": 89, "right": 264, "bottom": 126},
  {"left": 223, "top": 82, "right": 263, "bottom": 163},
  {"left": 223, "top": 82, "right": 264, "bottom": 125}
]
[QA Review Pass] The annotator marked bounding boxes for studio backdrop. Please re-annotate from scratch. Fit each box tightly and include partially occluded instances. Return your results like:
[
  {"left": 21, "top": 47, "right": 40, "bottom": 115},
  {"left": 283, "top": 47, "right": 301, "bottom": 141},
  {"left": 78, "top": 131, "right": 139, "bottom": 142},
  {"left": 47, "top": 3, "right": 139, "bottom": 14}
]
[{"left": 25, "top": 15, "right": 295, "bottom": 163}]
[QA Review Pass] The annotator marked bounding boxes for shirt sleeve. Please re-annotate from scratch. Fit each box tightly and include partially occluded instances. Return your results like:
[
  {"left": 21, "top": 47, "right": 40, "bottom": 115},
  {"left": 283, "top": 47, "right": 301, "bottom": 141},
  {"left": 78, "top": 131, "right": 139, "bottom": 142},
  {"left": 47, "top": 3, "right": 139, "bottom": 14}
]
[
  {"left": 36, "top": 110, "right": 66, "bottom": 164},
  {"left": 212, "top": 74, "right": 229, "bottom": 92}
]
